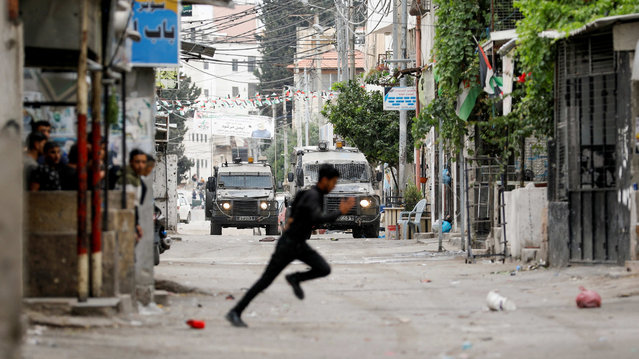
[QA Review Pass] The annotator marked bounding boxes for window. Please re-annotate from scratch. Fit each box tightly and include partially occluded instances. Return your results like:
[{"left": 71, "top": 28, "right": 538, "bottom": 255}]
[
  {"left": 203, "top": 62, "right": 209, "bottom": 70},
  {"left": 219, "top": 175, "right": 272, "bottom": 189},
  {"left": 248, "top": 56, "right": 256, "bottom": 72},
  {"left": 204, "top": 135, "right": 207, "bottom": 143},
  {"left": 232, "top": 86, "right": 239, "bottom": 98},
  {"left": 248, "top": 83, "right": 257, "bottom": 98},
  {"left": 204, "top": 89, "right": 209, "bottom": 97},
  {"left": 232, "top": 59, "right": 239, "bottom": 72}
]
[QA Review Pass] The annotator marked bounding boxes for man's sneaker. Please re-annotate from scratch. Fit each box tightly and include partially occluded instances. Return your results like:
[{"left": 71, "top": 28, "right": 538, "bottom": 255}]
[
  {"left": 225, "top": 310, "right": 248, "bottom": 328},
  {"left": 285, "top": 274, "right": 305, "bottom": 300}
]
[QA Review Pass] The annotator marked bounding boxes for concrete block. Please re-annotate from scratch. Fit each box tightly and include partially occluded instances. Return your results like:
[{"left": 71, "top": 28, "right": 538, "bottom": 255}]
[
  {"left": 548, "top": 202, "right": 570, "bottom": 267},
  {"left": 70, "top": 298, "right": 120, "bottom": 317},
  {"left": 25, "top": 232, "right": 78, "bottom": 297},
  {"left": 27, "top": 191, "right": 92, "bottom": 233},
  {"left": 118, "top": 294, "right": 135, "bottom": 315},
  {"left": 107, "top": 191, "right": 136, "bottom": 210},
  {"left": 414, "top": 232, "right": 435, "bottom": 240},
  {"left": 153, "top": 290, "right": 170, "bottom": 306},
  {"left": 117, "top": 230, "right": 136, "bottom": 295},
  {"left": 23, "top": 297, "right": 75, "bottom": 316},
  {"left": 625, "top": 260, "right": 639, "bottom": 273},
  {"left": 107, "top": 209, "right": 135, "bottom": 232},
  {"left": 521, "top": 248, "right": 540, "bottom": 263},
  {"left": 135, "top": 285, "right": 154, "bottom": 306},
  {"left": 101, "top": 231, "right": 117, "bottom": 297}
]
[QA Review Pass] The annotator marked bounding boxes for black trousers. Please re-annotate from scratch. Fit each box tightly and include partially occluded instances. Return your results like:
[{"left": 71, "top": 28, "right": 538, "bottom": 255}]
[{"left": 232, "top": 235, "right": 331, "bottom": 314}]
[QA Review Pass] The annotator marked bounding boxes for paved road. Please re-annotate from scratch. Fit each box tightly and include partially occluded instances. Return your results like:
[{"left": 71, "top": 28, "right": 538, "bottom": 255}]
[{"left": 24, "top": 209, "right": 639, "bottom": 359}]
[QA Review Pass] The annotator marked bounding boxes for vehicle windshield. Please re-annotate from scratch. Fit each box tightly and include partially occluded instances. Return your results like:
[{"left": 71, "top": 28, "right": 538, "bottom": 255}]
[
  {"left": 304, "top": 163, "right": 370, "bottom": 183},
  {"left": 219, "top": 175, "right": 272, "bottom": 189}
]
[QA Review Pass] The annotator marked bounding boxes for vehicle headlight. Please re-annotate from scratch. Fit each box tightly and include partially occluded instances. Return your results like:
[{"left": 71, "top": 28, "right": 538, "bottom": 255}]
[
  {"left": 222, "top": 202, "right": 231, "bottom": 210},
  {"left": 260, "top": 201, "right": 269, "bottom": 210},
  {"left": 360, "top": 199, "right": 371, "bottom": 208}
]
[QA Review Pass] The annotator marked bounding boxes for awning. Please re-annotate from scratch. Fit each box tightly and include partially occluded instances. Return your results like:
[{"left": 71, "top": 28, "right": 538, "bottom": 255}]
[{"left": 540, "top": 13, "right": 639, "bottom": 39}]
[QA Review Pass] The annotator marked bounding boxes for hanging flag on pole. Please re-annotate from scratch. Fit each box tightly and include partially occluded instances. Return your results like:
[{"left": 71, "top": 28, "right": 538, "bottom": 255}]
[
  {"left": 455, "top": 80, "right": 481, "bottom": 121},
  {"left": 478, "top": 45, "right": 503, "bottom": 96}
]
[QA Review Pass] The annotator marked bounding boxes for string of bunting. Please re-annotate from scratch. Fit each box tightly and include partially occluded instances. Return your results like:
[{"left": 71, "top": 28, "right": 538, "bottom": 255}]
[{"left": 156, "top": 90, "right": 339, "bottom": 115}]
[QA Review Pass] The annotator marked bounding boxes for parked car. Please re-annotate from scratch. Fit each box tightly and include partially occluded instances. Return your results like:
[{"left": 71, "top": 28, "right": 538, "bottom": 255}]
[{"left": 177, "top": 195, "right": 192, "bottom": 224}]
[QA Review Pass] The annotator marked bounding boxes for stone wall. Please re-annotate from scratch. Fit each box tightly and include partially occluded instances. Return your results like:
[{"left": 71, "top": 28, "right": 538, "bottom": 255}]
[
  {"left": 504, "top": 184, "right": 548, "bottom": 262},
  {"left": 25, "top": 191, "right": 136, "bottom": 298}
]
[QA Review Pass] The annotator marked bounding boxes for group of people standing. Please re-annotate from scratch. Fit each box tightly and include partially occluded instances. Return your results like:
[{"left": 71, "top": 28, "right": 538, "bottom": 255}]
[{"left": 23, "top": 120, "right": 107, "bottom": 191}]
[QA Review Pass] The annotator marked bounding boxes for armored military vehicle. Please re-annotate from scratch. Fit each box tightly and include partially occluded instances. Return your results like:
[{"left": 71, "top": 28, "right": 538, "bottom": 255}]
[
  {"left": 287, "top": 141, "right": 382, "bottom": 238},
  {"left": 206, "top": 158, "right": 278, "bottom": 235}
]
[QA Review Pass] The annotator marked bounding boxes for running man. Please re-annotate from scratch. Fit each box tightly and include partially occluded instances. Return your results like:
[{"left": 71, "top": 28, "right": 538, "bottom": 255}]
[{"left": 226, "top": 164, "right": 354, "bottom": 327}]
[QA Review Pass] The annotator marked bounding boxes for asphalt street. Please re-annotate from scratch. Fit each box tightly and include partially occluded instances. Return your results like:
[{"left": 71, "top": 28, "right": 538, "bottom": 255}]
[{"left": 23, "top": 208, "right": 639, "bottom": 359}]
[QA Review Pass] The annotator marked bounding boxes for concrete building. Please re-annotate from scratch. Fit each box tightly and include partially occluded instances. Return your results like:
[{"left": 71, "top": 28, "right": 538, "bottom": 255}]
[
  {"left": 181, "top": 3, "right": 262, "bottom": 177},
  {"left": 545, "top": 14, "right": 639, "bottom": 266},
  {"left": 289, "top": 25, "right": 365, "bottom": 148}
]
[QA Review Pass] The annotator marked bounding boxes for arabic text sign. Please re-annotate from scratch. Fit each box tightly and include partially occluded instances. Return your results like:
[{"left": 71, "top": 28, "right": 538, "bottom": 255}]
[
  {"left": 195, "top": 112, "right": 274, "bottom": 139},
  {"left": 383, "top": 87, "right": 417, "bottom": 111},
  {"left": 132, "top": 0, "right": 179, "bottom": 67}
]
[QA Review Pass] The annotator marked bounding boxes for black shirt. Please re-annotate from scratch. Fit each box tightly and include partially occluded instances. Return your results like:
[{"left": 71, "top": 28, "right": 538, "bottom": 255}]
[{"left": 285, "top": 185, "right": 341, "bottom": 241}]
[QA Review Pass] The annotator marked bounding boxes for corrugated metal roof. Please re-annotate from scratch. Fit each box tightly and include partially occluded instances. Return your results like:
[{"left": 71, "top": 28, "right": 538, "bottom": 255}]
[{"left": 540, "top": 13, "right": 639, "bottom": 39}]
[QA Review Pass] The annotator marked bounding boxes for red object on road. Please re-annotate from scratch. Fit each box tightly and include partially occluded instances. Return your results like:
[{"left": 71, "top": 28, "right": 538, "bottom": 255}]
[
  {"left": 186, "top": 319, "right": 206, "bottom": 329},
  {"left": 576, "top": 286, "right": 601, "bottom": 308}
]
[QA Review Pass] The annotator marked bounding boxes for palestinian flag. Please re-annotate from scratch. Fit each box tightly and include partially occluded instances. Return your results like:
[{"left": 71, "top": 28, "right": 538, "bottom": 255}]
[
  {"left": 478, "top": 45, "right": 503, "bottom": 96},
  {"left": 455, "top": 80, "right": 481, "bottom": 121}
]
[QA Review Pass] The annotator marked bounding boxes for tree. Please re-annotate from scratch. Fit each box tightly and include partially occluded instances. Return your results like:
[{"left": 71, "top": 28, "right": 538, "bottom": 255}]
[
  {"left": 514, "top": 0, "right": 639, "bottom": 140},
  {"left": 263, "top": 120, "right": 319, "bottom": 188},
  {"left": 321, "top": 81, "right": 413, "bottom": 169},
  {"left": 255, "top": 0, "right": 341, "bottom": 93},
  {"left": 156, "top": 73, "right": 201, "bottom": 181}
]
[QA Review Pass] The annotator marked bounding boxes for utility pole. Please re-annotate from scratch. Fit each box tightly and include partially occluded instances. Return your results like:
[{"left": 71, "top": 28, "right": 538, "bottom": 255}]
[
  {"left": 283, "top": 87, "right": 289, "bottom": 176},
  {"left": 349, "top": 0, "right": 355, "bottom": 80},
  {"left": 76, "top": 0, "right": 89, "bottom": 303},
  {"left": 304, "top": 67, "right": 310, "bottom": 146},
  {"left": 335, "top": 4, "right": 343, "bottom": 82},
  {"left": 272, "top": 101, "right": 277, "bottom": 182},
  {"left": 398, "top": 0, "right": 408, "bottom": 195}
]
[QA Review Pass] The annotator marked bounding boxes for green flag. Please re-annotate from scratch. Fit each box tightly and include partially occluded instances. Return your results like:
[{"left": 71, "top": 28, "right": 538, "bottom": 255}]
[{"left": 455, "top": 81, "right": 481, "bottom": 121}]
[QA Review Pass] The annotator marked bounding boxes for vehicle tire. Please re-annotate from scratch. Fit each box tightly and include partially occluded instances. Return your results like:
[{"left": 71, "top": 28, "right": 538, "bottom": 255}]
[
  {"left": 185, "top": 212, "right": 191, "bottom": 224},
  {"left": 363, "top": 220, "right": 380, "bottom": 238},
  {"left": 210, "top": 222, "right": 222, "bottom": 235},
  {"left": 153, "top": 244, "right": 160, "bottom": 266},
  {"left": 177, "top": 213, "right": 181, "bottom": 223},
  {"left": 352, "top": 227, "right": 363, "bottom": 238},
  {"left": 266, "top": 224, "right": 279, "bottom": 236}
]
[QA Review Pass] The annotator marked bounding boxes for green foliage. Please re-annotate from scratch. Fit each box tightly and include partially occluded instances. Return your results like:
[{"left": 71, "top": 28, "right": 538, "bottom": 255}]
[
  {"left": 263, "top": 122, "right": 320, "bottom": 188},
  {"left": 403, "top": 182, "right": 422, "bottom": 212},
  {"left": 412, "top": 0, "right": 489, "bottom": 152},
  {"left": 156, "top": 73, "right": 200, "bottom": 180},
  {"left": 321, "top": 81, "right": 414, "bottom": 168},
  {"left": 514, "top": 0, "right": 639, "bottom": 140},
  {"left": 255, "top": 0, "right": 335, "bottom": 93}
]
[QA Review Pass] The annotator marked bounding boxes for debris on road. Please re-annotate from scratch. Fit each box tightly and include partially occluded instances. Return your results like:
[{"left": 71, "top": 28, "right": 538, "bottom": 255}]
[
  {"left": 420, "top": 279, "right": 432, "bottom": 283},
  {"left": 576, "top": 286, "right": 601, "bottom": 308},
  {"left": 486, "top": 291, "right": 517, "bottom": 311},
  {"left": 226, "top": 294, "right": 235, "bottom": 300},
  {"left": 330, "top": 238, "right": 339, "bottom": 241},
  {"left": 462, "top": 341, "right": 473, "bottom": 350},
  {"left": 186, "top": 319, "right": 206, "bottom": 329},
  {"left": 259, "top": 237, "right": 277, "bottom": 242}
]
